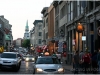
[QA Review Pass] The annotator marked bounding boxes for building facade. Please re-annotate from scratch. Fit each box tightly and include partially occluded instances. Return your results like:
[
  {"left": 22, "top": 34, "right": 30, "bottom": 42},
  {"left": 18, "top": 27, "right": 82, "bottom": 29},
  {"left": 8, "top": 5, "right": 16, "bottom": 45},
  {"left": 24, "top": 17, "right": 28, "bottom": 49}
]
[
  {"left": 40, "top": 1, "right": 100, "bottom": 64},
  {"left": 41, "top": 7, "right": 49, "bottom": 45},
  {"left": 16, "top": 38, "right": 22, "bottom": 47},
  {"left": 47, "top": 3, "right": 55, "bottom": 54},
  {"left": 33, "top": 20, "right": 43, "bottom": 48},
  {"left": 0, "top": 15, "right": 13, "bottom": 52}
]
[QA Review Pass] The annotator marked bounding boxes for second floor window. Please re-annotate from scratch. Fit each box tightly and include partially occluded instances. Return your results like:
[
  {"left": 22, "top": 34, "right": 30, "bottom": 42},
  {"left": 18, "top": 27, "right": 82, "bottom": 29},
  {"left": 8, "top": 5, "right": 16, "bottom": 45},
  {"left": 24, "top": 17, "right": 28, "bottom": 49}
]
[
  {"left": 38, "top": 39, "right": 41, "bottom": 44},
  {"left": 39, "top": 25, "right": 42, "bottom": 30},
  {"left": 39, "top": 32, "right": 42, "bottom": 36}
]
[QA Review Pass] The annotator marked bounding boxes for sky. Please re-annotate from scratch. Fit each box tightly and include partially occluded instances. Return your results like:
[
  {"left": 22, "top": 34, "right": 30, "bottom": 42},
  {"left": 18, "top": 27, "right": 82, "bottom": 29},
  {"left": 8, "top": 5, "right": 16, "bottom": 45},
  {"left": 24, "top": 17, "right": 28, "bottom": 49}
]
[{"left": 0, "top": 0, "right": 53, "bottom": 40}]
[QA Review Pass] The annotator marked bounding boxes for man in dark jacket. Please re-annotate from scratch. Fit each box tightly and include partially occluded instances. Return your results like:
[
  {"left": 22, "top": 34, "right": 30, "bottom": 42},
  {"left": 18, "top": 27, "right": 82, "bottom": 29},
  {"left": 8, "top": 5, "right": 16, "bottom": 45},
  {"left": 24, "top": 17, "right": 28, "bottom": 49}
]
[
  {"left": 91, "top": 50, "right": 98, "bottom": 74},
  {"left": 73, "top": 51, "right": 79, "bottom": 74}
]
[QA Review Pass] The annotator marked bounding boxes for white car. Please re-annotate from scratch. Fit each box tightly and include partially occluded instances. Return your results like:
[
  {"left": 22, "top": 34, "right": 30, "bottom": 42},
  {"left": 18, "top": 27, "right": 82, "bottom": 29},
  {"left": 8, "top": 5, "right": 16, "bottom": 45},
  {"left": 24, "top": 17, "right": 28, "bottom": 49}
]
[
  {"left": 0, "top": 52, "right": 22, "bottom": 71},
  {"left": 33, "top": 56, "right": 64, "bottom": 74}
]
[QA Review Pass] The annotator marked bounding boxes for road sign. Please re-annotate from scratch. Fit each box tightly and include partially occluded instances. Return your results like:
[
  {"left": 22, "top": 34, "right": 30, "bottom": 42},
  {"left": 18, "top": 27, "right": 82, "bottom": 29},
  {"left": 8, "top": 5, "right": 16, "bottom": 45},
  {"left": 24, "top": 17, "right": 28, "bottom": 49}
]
[{"left": 97, "top": 26, "right": 100, "bottom": 36}]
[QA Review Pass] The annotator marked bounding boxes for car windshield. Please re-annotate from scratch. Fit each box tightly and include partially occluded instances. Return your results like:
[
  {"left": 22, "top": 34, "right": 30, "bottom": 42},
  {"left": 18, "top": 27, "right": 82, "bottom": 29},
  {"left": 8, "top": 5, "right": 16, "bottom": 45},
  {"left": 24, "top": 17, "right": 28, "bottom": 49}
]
[
  {"left": 26, "top": 56, "right": 33, "bottom": 58},
  {"left": 36, "top": 57, "right": 60, "bottom": 64},
  {"left": 1, "top": 53, "right": 16, "bottom": 58}
]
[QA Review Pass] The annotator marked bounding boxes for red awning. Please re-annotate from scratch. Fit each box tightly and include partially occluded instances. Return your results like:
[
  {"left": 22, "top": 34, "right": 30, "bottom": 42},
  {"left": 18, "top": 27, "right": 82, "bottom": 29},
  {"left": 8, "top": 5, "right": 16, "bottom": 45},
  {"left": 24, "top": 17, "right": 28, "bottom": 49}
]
[{"left": 42, "top": 45, "right": 47, "bottom": 50}]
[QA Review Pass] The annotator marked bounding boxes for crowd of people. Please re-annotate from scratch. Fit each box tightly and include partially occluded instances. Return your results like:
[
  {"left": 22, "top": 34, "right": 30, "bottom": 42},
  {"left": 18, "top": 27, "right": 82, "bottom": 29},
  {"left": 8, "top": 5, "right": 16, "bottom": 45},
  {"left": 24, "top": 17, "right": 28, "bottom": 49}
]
[{"left": 73, "top": 49, "right": 100, "bottom": 74}]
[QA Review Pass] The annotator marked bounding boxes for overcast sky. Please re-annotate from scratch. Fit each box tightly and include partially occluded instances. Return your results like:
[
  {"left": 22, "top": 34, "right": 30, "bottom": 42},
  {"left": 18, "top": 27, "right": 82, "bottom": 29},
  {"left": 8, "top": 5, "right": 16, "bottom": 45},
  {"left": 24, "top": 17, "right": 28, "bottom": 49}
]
[{"left": 0, "top": 0, "right": 53, "bottom": 40}]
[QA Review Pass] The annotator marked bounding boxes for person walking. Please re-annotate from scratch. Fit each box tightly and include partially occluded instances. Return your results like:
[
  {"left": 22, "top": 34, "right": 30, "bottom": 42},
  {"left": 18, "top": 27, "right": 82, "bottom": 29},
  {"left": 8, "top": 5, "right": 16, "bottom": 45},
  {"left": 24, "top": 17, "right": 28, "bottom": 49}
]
[
  {"left": 97, "top": 49, "right": 100, "bottom": 74},
  {"left": 82, "top": 51, "right": 91, "bottom": 74},
  {"left": 91, "top": 50, "right": 98, "bottom": 74},
  {"left": 56, "top": 52, "right": 61, "bottom": 62},
  {"left": 79, "top": 50, "right": 84, "bottom": 72},
  {"left": 63, "top": 52, "right": 67, "bottom": 64},
  {"left": 73, "top": 50, "right": 79, "bottom": 74}
]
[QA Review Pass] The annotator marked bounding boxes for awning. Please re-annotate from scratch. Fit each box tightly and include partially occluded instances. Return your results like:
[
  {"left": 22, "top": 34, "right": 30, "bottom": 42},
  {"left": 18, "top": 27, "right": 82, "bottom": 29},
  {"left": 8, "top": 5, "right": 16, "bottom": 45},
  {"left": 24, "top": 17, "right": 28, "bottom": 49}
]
[
  {"left": 5, "top": 34, "right": 11, "bottom": 40},
  {"left": 42, "top": 45, "right": 48, "bottom": 50}
]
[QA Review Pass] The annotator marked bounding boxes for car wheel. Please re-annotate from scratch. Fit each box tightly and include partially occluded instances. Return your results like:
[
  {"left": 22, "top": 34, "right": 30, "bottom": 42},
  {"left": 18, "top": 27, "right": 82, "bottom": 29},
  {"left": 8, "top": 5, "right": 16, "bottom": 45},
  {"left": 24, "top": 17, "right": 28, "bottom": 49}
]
[{"left": 13, "top": 65, "right": 19, "bottom": 72}]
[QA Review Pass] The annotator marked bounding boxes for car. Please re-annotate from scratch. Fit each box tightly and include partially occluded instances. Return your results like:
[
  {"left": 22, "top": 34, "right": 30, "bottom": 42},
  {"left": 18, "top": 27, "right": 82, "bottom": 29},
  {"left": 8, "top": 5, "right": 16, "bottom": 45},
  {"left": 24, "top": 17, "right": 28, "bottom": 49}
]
[
  {"left": 0, "top": 52, "right": 22, "bottom": 71},
  {"left": 33, "top": 56, "right": 64, "bottom": 74},
  {"left": 25, "top": 55, "right": 35, "bottom": 62}
]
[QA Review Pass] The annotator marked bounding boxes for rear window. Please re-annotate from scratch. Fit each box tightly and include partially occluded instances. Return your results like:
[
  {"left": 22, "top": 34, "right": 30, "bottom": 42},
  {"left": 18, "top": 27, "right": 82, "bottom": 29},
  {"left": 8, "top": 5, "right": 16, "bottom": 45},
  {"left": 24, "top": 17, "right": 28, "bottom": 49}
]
[{"left": 1, "top": 53, "right": 16, "bottom": 58}]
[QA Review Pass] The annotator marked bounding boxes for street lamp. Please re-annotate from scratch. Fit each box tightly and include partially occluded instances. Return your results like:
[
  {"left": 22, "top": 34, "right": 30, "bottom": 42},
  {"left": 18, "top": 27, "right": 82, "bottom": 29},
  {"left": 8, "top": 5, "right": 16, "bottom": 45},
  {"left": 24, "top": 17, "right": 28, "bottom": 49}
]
[{"left": 76, "top": 23, "right": 84, "bottom": 51}]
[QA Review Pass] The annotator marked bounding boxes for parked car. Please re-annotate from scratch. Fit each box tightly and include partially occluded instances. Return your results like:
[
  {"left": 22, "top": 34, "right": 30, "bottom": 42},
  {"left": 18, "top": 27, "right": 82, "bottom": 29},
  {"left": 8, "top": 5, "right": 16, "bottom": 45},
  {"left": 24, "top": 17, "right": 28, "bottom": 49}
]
[
  {"left": 33, "top": 56, "right": 64, "bottom": 74},
  {"left": 0, "top": 52, "right": 22, "bottom": 71}
]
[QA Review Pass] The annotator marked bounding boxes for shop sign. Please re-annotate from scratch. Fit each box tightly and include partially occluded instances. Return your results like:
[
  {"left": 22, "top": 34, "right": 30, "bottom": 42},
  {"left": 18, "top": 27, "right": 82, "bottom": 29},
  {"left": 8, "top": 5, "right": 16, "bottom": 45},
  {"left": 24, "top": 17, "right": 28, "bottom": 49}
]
[
  {"left": 82, "top": 36, "right": 86, "bottom": 41},
  {"left": 97, "top": 26, "right": 100, "bottom": 36},
  {"left": 72, "top": 39, "right": 75, "bottom": 45}
]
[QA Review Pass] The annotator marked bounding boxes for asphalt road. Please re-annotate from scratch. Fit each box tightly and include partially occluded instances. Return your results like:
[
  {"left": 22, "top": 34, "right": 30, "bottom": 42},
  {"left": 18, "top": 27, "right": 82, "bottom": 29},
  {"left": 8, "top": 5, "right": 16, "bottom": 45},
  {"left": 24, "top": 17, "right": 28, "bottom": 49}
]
[{"left": 0, "top": 61, "right": 73, "bottom": 74}]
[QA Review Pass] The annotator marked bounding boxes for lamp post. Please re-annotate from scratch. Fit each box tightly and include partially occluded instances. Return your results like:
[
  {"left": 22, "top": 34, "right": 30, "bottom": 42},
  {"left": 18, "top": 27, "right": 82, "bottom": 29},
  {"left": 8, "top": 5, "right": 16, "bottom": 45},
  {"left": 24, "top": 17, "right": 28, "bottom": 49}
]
[{"left": 76, "top": 23, "right": 84, "bottom": 51}]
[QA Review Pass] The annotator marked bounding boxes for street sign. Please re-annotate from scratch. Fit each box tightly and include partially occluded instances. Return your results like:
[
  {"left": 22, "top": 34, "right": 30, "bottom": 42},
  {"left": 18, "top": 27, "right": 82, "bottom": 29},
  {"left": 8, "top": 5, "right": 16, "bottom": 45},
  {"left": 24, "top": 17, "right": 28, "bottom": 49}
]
[{"left": 82, "top": 36, "right": 86, "bottom": 41}]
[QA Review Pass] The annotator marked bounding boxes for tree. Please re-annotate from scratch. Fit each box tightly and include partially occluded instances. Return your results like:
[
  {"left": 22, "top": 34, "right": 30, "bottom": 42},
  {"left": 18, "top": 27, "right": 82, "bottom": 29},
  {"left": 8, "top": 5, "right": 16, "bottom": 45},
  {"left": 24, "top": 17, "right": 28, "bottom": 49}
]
[{"left": 22, "top": 39, "right": 30, "bottom": 48}]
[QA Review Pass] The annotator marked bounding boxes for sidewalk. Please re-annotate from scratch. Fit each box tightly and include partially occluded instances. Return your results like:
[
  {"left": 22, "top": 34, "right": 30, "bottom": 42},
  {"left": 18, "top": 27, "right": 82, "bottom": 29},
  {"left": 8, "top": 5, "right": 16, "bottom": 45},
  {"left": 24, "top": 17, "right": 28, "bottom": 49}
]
[{"left": 62, "top": 64, "right": 94, "bottom": 74}]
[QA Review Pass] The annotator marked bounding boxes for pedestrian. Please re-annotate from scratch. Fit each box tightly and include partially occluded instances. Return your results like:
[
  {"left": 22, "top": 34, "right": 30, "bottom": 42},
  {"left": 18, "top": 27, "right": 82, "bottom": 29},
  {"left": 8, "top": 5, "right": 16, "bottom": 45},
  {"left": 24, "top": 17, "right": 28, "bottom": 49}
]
[
  {"left": 79, "top": 50, "right": 84, "bottom": 72},
  {"left": 97, "top": 49, "right": 100, "bottom": 74},
  {"left": 88, "top": 51, "right": 92, "bottom": 73},
  {"left": 82, "top": 50, "right": 91, "bottom": 74},
  {"left": 56, "top": 52, "right": 61, "bottom": 62},
  {"left": 91, "top": 50, "right": 98, "bottom": 74},
  {"left": 63, "top": 52, "right": 67, "bottom": 64},
  {"left": 72, "top": 50, "right": 79, "bottom": 74}
]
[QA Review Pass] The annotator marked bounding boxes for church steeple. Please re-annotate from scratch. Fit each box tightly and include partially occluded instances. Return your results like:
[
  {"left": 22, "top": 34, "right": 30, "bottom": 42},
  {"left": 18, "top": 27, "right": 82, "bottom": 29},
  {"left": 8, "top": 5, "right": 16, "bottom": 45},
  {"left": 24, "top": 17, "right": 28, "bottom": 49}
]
[
  {"left": 24, "top": 20, "right": 30, "bottom": 39},
  {"left": 25, "top": 20, "right": 29, "bottom": 31}
]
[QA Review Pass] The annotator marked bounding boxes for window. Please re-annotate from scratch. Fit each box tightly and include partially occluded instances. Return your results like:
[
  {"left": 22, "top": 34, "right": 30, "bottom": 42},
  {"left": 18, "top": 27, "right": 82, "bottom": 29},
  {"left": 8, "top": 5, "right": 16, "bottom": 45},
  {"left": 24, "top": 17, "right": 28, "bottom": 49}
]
[
  {"left": 46, "top": 33, "right": 48, "bottom": 39},
  {"left": 89, "top": 1, "right": 93, "bottom": 11},
  {"left": 36, "top": 58, "right": 60, "bottom": 64},
  {"left": 60, "top": 5, "right": 66, "bottom": 19},
  {"left": 38, "top": 39, "right": 41, "bottom": 44},
  {"left": 39, "top": 25, "right": 42, "bottom": 29},
  {"left": 95, "top": 1, "right": 100, "bottom": 8},
  {"left": 1, "top": 53, "right": 16, "bottom": 58},
  {"left": 39, "top": 32, "right": 42, "bottom": 36},
  {"left": 71, "top": 1, "right": 73, "bottom": 20},
  {"left": 68, "top": 2, "right": 70, "bottom": 21},
  {"left": 77, "top": 1, "right": 80, "bottom": 16}
]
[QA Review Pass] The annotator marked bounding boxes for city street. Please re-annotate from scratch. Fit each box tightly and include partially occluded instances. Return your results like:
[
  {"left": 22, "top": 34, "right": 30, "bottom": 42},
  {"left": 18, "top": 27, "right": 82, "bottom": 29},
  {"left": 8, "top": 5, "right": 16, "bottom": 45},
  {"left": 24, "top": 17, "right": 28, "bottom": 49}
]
[{"left": 0, "top": 61, "right": 72, "bottom": 74}]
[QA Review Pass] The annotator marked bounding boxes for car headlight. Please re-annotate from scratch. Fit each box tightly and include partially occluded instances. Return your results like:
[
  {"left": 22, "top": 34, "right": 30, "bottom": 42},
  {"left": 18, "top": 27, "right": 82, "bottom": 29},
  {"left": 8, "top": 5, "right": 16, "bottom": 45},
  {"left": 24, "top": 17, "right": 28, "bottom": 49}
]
[
  {"left": 26, "top": 58, "right": 29, "bottom": 61},
  {"left": 58, "top": 68, "right": 64, "bottom": 72},
  {"left": 36, "top": 68, "right": 43, "bottom": 72},
  {"left": 32, "top": 58, "right": 34, "bottom": 60},
  {"left": 13, "top": 60, "right": 17, "bottom": 64}
]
